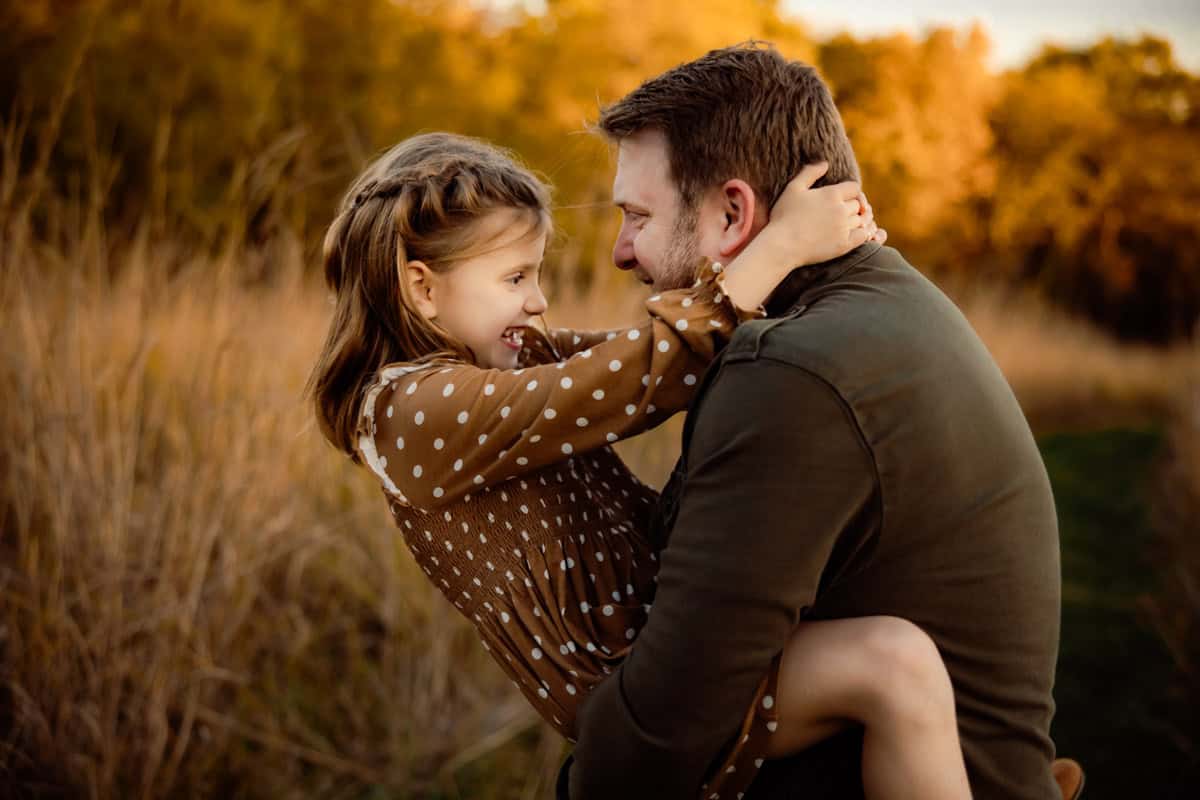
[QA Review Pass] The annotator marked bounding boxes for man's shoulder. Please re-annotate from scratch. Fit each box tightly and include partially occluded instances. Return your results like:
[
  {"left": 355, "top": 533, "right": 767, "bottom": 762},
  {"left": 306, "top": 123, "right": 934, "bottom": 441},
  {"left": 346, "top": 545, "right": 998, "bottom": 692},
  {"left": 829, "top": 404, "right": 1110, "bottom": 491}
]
[{"left": 725, "top": 247, "right": 963, "bottom": 381}]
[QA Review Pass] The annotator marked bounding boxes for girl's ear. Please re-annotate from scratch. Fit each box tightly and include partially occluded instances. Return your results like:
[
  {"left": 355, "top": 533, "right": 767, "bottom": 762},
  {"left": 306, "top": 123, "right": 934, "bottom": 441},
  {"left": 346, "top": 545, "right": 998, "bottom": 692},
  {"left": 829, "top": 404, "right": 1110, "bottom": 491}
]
[{"left": 404, "top": 260, "right": 440, "bottom": 320}]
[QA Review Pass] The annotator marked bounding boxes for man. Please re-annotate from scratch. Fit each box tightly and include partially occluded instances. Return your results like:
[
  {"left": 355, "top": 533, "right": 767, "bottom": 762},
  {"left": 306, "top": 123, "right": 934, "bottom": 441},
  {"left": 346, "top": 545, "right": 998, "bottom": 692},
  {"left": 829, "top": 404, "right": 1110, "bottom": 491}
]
[{"left": 558, "top": 43, "right": 1064, "bottom": 799}]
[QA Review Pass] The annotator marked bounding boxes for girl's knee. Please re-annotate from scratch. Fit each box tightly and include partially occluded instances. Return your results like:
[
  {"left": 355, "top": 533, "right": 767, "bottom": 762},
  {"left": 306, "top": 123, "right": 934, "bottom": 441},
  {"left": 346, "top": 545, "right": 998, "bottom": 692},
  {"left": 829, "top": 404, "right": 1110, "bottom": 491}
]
[{"left": 858, "top": 616, "right": 955, "bottom": 719}]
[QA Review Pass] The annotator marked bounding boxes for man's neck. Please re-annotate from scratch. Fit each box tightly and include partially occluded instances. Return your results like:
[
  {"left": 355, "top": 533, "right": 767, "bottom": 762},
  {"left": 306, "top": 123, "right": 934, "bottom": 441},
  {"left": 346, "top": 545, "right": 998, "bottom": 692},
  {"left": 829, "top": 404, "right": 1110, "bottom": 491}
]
[{"left": 764, "top": 241, "right": 883, "bottom": 317}]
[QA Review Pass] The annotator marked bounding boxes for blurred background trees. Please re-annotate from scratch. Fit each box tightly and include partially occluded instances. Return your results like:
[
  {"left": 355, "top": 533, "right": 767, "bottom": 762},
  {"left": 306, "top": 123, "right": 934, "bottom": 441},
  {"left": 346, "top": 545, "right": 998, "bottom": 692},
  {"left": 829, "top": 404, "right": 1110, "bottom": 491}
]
[
  {"left": 5, "top": 0, "right": 1197, "bottom": 341},
  {"left": 2, "top": 3, "right": 1198, "bottom": 797}
]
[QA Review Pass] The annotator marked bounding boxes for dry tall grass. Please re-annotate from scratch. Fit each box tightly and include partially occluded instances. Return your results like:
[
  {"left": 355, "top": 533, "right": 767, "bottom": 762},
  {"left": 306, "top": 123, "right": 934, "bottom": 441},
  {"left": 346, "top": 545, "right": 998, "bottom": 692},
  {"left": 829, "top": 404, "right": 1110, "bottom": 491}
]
[
  {"left": 2, "top": 40, "right": 1194, "bottom": 791},
  {"left": 1, "top": 212, "right": 1191, "bottom": 797},
  {"left": 0, "top": 237, "right": 567, "bottom": 798},
  {"left": 1148, "top": 347, "right": 1200, "bottom": 761}
]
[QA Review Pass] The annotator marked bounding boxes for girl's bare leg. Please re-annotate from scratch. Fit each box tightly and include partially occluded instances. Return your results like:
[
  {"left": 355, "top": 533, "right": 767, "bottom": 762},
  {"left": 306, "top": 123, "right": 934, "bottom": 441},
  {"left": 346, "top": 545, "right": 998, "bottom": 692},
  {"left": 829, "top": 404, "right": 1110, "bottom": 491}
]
[{"left": 763, "top": 616, "right": 972, "bottom": 800}]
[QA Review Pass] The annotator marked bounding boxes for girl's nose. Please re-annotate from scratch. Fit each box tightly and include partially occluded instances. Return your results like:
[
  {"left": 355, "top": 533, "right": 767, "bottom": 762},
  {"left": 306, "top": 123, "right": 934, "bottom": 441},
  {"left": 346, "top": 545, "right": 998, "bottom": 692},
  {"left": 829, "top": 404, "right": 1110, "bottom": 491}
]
[{"left": 525, "top": 283, "right": 548, "bottom": 315}]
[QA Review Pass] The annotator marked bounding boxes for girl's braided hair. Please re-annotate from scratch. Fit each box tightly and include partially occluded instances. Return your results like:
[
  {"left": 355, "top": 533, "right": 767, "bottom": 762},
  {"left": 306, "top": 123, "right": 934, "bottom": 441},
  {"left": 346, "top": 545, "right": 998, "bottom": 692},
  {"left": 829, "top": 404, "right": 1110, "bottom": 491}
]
[{"left": 306, "top": 133, "right": 553, "bottom": 458}]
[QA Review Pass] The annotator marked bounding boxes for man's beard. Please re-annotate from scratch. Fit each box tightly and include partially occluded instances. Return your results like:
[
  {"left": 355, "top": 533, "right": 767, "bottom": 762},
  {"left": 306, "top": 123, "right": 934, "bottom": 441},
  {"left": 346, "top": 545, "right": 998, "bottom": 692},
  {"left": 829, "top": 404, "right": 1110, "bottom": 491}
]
[{"left": 656, "top": 206, "right": 701, "bottom": 291}]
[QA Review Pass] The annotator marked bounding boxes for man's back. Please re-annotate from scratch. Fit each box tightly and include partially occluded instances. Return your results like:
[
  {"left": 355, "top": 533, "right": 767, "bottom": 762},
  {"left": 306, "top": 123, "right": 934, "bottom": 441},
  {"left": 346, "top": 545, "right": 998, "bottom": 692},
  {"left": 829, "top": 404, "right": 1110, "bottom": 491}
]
[
  {"left": 726, "top": 244, "right": 1061, "bottom": 797},
  {"left": 565, "top": 243, "right": 1061, "bottom": 800}
]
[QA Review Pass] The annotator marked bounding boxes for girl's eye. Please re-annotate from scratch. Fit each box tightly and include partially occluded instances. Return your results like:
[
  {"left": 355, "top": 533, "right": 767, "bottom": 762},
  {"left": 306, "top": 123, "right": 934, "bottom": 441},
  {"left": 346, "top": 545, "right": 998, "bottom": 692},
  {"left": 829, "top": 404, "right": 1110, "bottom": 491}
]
[{"left": 507, "top": 274, "right": 525, "bottom": 285}]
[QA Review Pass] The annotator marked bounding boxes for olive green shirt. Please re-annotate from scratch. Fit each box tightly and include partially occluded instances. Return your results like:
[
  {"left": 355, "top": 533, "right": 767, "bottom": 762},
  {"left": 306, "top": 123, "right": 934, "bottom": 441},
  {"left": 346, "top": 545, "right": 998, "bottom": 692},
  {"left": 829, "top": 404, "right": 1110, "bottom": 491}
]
[{"left": 562, "top": 242, "right": 1062, "bottom": 799}]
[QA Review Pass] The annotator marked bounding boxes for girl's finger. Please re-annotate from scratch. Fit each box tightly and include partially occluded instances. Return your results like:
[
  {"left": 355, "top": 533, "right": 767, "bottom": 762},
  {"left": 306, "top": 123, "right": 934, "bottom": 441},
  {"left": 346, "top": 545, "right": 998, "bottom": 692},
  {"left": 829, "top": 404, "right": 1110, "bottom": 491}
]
[{"left": 792, "top": 161, "right": 830, "bottom": 190}]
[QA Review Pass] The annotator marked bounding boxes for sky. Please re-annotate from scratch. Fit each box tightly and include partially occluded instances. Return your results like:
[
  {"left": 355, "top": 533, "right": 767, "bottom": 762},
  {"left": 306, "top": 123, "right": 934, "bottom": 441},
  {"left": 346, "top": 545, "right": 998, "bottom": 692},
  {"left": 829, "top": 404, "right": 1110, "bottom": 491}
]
[{"left": 781, "top": 0, "right": 1200, "bottom": 70}]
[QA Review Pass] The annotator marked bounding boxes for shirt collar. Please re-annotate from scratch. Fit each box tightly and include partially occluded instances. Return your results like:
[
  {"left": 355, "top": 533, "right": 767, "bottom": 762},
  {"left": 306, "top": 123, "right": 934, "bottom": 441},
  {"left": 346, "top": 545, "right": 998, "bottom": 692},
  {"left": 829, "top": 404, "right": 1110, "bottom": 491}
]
[{"left": 764, "top": 241, "right": 883, "bottom": 317}]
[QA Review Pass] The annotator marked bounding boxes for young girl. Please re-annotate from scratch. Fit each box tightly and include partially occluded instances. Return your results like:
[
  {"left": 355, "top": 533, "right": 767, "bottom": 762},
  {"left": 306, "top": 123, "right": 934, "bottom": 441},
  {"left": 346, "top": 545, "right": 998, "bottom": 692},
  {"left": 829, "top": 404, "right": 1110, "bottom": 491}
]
[{"left": 307, "top": 132, "right": 971, "bottom": 800}]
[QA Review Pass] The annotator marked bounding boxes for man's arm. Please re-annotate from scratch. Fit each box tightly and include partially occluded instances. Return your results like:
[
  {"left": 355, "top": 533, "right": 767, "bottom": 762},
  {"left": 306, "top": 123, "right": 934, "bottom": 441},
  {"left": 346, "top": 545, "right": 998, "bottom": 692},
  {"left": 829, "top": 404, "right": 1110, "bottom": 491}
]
[{"left": 566, "top": 357, "right": 879, "bottom": 799}]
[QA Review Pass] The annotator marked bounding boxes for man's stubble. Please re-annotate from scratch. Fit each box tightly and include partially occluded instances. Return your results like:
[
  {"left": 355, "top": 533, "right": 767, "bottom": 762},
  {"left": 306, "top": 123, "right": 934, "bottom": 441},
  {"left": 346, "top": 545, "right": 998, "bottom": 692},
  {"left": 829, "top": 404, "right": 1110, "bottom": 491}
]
[{"left": 656, "top": 205, "right": 702, "bottom": 292}]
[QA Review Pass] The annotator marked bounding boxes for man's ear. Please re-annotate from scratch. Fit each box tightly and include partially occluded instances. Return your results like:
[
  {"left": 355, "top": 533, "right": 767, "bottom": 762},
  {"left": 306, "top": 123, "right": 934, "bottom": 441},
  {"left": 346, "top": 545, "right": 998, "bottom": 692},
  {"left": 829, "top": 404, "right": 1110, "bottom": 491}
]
[
  {"left": 715, "top": 179, "right": 762, "bottom": 259},
  {"left": 404, "top": 259, "right": 439, "bottom": 320}
]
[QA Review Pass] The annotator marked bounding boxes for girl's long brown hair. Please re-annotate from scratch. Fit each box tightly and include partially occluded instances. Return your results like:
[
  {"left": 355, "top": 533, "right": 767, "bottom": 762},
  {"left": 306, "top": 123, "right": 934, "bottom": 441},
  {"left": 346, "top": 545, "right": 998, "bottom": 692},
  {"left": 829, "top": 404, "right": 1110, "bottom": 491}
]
[{"left": 305, "top": 133, "right": 552, "bottom": 459}]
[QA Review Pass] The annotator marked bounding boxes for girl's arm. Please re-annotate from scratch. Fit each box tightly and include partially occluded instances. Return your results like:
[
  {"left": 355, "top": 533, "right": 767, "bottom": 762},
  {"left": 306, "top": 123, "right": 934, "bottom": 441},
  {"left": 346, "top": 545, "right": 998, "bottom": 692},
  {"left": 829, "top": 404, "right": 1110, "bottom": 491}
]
[
  {"left": 358, "top": 167, "right": 878, "bottom": 510},
  {"left": 357, "top": 261, "right": 737, "bottom": 510}
]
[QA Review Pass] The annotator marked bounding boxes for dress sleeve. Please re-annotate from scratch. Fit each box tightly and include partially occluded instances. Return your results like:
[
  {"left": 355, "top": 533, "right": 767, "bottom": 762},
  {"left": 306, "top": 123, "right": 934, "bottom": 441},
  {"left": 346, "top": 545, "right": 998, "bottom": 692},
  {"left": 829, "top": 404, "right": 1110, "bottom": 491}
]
[{"left": 355, "top": 260, "right": 760, "bottom": 510}]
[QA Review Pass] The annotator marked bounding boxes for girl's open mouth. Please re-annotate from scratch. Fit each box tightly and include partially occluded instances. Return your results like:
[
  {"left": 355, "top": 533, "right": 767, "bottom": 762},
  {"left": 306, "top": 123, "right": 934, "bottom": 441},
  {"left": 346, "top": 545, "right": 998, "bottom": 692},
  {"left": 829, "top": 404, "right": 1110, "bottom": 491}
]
[{"left": 501, "top": 327, "right": 524, "bottom": 350}]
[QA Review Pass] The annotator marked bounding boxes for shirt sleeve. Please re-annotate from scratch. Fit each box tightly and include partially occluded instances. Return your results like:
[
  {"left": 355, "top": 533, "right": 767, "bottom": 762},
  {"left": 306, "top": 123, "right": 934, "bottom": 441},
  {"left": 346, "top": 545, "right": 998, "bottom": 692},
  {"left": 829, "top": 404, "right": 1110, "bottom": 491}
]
[
  {"left": 565, "top": 359, "right": 879, "bottom": 800},
  {"left": 356, "top": 260, "right": 759, "bottom": 511}
]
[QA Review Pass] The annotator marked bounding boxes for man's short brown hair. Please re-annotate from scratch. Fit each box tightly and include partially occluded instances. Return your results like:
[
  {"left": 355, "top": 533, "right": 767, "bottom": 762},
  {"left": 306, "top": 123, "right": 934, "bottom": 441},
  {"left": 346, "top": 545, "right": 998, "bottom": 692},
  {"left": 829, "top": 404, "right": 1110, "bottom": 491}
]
[{"left": 598, "top": 41, "right": 860, "bottom": 211}]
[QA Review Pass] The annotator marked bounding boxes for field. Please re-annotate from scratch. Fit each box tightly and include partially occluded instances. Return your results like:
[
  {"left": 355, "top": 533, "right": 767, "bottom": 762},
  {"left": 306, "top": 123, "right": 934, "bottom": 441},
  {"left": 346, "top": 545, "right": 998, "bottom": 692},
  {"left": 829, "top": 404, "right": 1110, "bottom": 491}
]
[{"left": 2, "top": 233, "right": 1196, "bottom": 798}]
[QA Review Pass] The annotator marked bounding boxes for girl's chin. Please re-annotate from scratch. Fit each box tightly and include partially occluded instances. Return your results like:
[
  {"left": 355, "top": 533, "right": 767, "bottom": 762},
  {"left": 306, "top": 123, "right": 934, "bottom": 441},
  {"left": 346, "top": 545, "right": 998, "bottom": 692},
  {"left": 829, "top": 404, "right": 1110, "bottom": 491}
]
[{"left": 482, "top": 347, "right": 521, "bottom": 370}]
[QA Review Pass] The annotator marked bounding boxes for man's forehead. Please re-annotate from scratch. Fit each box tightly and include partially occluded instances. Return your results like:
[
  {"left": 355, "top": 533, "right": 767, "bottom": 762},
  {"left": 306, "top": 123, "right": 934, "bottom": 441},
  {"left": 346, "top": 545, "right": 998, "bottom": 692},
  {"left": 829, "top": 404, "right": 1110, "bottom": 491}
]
[{"left": 613, "top": 130, "right": 674, "bottom": 205}]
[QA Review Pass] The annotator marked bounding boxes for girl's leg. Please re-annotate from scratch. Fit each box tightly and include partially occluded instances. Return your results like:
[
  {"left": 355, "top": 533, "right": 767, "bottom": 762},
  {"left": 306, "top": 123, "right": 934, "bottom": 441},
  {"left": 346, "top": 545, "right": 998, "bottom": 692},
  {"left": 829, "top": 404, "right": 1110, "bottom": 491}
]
[{"left": 763, "top": 616, "right": 972, "bottom": 800}]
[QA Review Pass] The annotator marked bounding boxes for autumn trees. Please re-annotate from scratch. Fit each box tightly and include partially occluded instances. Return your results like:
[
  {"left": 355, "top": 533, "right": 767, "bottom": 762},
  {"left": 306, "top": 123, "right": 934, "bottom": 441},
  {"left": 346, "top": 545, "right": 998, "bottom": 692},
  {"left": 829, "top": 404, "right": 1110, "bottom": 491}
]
[{"left": 3, "top": 0, "right": 1196, "bottom": 341}]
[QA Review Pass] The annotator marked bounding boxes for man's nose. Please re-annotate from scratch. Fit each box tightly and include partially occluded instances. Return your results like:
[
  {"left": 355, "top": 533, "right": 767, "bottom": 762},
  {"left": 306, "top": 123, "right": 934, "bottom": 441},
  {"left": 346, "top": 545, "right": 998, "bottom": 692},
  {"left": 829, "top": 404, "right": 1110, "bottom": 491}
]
[
  {"left": 525, "top": 282, "right": 548, "bottom": 315},
  {"left": 612, "top": 225, "right": 636, "bottom": 271}
]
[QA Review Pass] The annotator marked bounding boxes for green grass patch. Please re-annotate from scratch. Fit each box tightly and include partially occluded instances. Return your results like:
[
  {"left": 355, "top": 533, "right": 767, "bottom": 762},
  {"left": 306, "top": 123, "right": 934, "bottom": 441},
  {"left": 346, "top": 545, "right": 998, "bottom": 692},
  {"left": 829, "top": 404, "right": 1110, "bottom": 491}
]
[{"left": 1042, "top": 428, "right": 1194, "bottom": 797}]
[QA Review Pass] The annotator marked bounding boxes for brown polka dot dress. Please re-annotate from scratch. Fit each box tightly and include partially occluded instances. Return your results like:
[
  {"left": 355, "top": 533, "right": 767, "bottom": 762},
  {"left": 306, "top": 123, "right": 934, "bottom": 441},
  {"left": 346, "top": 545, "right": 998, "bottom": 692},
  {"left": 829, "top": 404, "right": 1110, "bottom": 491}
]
[{"left": 356, "top": 262, "right": 781, "bottom": 800}]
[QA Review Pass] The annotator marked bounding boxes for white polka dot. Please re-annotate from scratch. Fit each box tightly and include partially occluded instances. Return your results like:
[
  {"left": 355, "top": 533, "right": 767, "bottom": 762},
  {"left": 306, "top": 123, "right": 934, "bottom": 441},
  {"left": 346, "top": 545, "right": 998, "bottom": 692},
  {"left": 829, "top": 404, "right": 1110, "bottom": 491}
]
[
  {"left": 608, "top": 359, "right": 622, "bottom": 372},
  {"left": 591, "top": 389, "right": 605, "bottom": 402},
  {"left": 580, "top": 602, "right": 590, "bottom": 613},
  {"left": 442, "top": 383, "right": 455, "bottom": 397},
  {"left": 684, "top": 374, "right": 697, "bottom": 386},
  {"left": 676, "top": 319, "right": 688, "bottom": 331},
  {"left": 395, "top": 436, "right": 404, "bottom": 450},
  {"left": 473, "top": 475, "right": 484, "bottom": 485},
  {"left": 605, "top": 433, "right": 618, "bottom": 443},
  {"left": 762, "top": 694, "right": 775, "bottom": 710},
  {"left": 648, "top": 294, "right": 661, "bottom": 302},
  {"left": 566, "top": 684, "right": 577, "bottom": 695},
  {"left": 682, "top": 297, "right": 693, "bottom": 308},
  {"left": 501, "top": 611, "right": 510, "bottom": 623},
  {"left": 754, "top": 759, "right": 764, "bottom": 769},
  {"left": 626, "top": 628, "right": 636, "bottom": 640},
  {"left": 414, "top": 411, "right": 425, "bottom": 425},
  {"left": 530, "top": 434, "right": 542, "bottom": 443},
  {"left": 585, "top": 642, "right": 597, "bottom": 652},
  {"left": 625, "top": 404, "right": 636, "bottom": 416},
  {"left": 710, "top": 319, "right": 722, "bottom": 328},
  {"left": 538, "top": 688, "right": 548, "bottom": 699},
  {"left": 500, "top": 405, "right": 511, "bottom": 418},
  {"left": 606, "top": 332, "right": 616, "bottom": 341},
  {"left": 434, "top": 437, "right": 444, "bottom": 450},
  {"left": 526, "top": 379, "right": 538, "bottom": 391},
  {"left": 484, "top": 383, "right": 495, "bottom": 395},
  {"left": 561, "top": 443, "right": 573, "bottom": 455},
  {"left": 580, "top": 348, "right": 593, "bottom": 358},
  {"left": 641, "top": 374, "right": 650, "bottom": 387},
  {"left": 386, "top": 405, "right": 394, "bottom": 418},
  {"left": 657, "top": 340, "right": 670, "bottom": 353},
  {"left": 457, "top": 411, "right": 469, "bottom": 424},
  {"left": 544, "top": 409, "right": 557, "bottom": 420},
  {"left": 405, "top": 382, "right": 418, "bottom": 395},
  {"left": 453, "top": 459, "right": 463, "bottom": 471},
  {"left": 712, "top": 262, "right": 723, "bottom": 273},
  {"left": 602, "top": 605, "right": 614, "bottom": 616},
  {"left": 646, "top": 404, "right": 657, "bottom": 414},
  {"left": 576, "top": 417, "right": 588, "bottom": 427},
  {"left": 432, "top": 487, "right": 444, "bottom": 498},
  {"left": 412, "top": 465, "right": 423, "bottom": 478},
  {"left": 627, "top": 329, "right": 640, "bottom": 341},
  {"left": 767, "top": 720, "right": 778, "bottom": 732},
  {"left": 478, "top": 434, "right": 487, "bottom": 445},
  {"left": 516, "top": 456, "right": 528, "bottom": 465},
  {"left": 379, "top": 455, "right": 387, "bottom": 468},
  {"left": 560, "top": 376, "right": 573, "bottom": 389}
]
